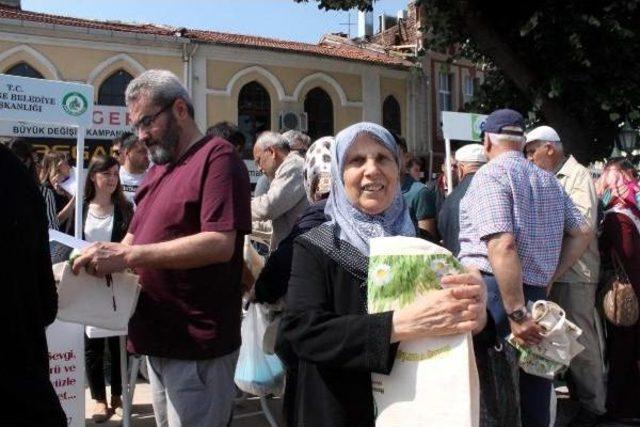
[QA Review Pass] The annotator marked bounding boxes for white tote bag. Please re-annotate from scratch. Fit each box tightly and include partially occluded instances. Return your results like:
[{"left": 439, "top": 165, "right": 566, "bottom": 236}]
[
  {"left": 368, "top": 236, "right": 479, "bottom": 427},
  {"left": 56, "top": 263, "right": 141, "bottom": 331}
]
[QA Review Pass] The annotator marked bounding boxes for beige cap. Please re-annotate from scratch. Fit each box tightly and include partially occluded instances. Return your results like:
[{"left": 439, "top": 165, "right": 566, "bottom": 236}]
[{"left": 455, "top": 144, "right": 488, "bottom": 163}]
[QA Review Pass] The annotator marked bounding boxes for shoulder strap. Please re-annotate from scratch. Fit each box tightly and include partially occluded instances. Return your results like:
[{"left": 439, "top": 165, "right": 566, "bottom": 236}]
[{"left": 610, "top": 249, "right": 631, "bottom": 284}]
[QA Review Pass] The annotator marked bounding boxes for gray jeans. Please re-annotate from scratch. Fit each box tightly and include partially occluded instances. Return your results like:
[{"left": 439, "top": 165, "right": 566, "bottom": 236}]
[
  {"left": 147, "top": 350, "right": 239, "bottom": 427},
  {"left": 550, "top": 282, "right": 606, "bottom": 415}
]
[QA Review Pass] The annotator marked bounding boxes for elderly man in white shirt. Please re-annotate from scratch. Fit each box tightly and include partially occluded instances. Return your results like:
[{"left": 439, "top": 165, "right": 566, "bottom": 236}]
[
  {"left": 525, "top": 125, "right": 605, "bottom": 426},
  {"left": 252, "top": 131, "right": 307, "bottom": 249}
]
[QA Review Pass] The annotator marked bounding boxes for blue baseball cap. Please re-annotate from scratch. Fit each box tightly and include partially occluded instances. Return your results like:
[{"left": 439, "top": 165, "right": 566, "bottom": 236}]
[{"left": 480, "top": 109, "right": 525, "bottom": 139}]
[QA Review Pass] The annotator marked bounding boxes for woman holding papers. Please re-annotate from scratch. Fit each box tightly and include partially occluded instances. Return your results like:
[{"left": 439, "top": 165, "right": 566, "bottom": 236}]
[
  {"left": 278, "top": 122, "right": 487, "bottom": 427},
  {"left": 65, "top": 155, "right": 133, "bottom": 422}
]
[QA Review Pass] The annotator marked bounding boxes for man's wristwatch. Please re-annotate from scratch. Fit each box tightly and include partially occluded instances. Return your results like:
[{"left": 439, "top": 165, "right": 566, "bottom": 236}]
[{"left": 507, "top": 306, "right": 528, "bottom": 323}]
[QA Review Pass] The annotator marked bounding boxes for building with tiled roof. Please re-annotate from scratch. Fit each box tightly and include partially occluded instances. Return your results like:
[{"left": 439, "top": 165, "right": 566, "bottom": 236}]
[
  {"left": 1, "top": 0, "right": 431, "bottom": 177},
  {"left": 357, "top": 2, "right": 486, "bottom": 174},
  {"left": 0, "top": 3, "right": 413, "bottom": 68}
]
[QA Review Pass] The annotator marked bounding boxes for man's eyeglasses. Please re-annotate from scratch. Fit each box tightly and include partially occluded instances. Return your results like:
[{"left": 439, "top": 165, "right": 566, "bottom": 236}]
[{"left": 133, "top": 100, "right": 174, "bottom": 131}]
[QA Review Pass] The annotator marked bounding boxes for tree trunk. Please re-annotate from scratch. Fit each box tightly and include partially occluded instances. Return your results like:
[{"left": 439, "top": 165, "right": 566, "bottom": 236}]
[{"left": 424, "top": 2, "right": 594, "bottom": 162}]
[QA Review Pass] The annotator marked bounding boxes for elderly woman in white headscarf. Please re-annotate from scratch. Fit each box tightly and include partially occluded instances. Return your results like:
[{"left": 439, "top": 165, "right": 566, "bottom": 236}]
[{"left": 278, "top": 122, "right": 487, "bottom": 427}]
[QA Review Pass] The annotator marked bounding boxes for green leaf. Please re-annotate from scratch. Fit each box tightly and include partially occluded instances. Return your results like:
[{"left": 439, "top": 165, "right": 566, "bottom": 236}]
[
  {"left": 520, "top": 12, "right": 540, "bottom": 37},
  {"left": 588, "top": 16, "right": 602, "bottom": 27}
]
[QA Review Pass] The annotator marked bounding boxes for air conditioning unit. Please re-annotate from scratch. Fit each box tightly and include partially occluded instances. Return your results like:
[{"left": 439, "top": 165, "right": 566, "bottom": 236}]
[{"left": 279, "top": 111, "right": 308, "bottom": 133}]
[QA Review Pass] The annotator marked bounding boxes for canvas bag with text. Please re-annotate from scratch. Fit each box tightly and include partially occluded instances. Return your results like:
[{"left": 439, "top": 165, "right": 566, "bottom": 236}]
[{"left": 368, "top": 236, "right": 479, "bottom": 427}]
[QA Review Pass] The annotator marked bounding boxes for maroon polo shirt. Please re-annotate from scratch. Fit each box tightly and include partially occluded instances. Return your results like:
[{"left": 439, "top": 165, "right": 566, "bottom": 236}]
[{"left": 127, "top": 135, "right": 251, "bottom": 360}]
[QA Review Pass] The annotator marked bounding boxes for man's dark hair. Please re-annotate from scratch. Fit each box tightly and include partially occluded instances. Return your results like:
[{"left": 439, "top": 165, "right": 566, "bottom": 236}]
[
  {"left": 121, "top": 133, "right": 140, "bottom": 151},
  {"left": 6, "top": 137, "right": 34, "bottom": 163},
  {"left": 112, "top": 131, "right": 134, "bottom": 147},
  {"left": 206, "top": 121, "right": 246, "bottom": 151},
  {"left": 6, "top": 137, "right": 38, "bottom": 182},
  {"left": 111, "top": 131, "right": 134, "bottom": 144},
  {"left": 407, "top": 156, "right": 424, "bottom": 170}
]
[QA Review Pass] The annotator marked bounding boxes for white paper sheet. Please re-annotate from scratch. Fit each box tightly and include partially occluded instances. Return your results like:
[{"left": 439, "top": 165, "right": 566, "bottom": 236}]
[{"left": 59, "top": 168, "right": 77, "bottom": 196}]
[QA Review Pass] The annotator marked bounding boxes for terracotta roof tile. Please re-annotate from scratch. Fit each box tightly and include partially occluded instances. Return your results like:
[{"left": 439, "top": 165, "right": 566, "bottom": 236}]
[
  {"left": 187, "top": 29, "right": 411, "bottom": 68},
  {"left": 0, "top": 5, "right": 412, "bottom": 69},
  {"left": 0, "top": 5, "right": 175, "bottom": 36}
]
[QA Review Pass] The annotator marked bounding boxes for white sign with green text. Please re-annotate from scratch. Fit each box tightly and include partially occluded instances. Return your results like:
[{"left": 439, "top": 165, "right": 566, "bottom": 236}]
[
  {"left": 441, "top": 111, "right": 488, "bottom": 142},
  {"left": 441, "top": 111, "right": 488, "bottom": 195},
  {"left": 0, "top": 74, "right": 93, "bottom": 127}
]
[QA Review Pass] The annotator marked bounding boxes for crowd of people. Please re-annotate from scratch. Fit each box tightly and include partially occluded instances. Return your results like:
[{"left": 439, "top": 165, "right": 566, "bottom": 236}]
[{"left": 4, "top": 68, "right": 640, "bottom": 427}]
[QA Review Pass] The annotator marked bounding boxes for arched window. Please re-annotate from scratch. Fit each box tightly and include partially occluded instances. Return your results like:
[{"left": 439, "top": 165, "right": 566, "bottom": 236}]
[
  {"left": 304, "top": 87, "right": 333, "bottom": 141},
  {"left": 5, "top": 62, "right": 43, "bottom": 79},
  {"left": 98, "top": 69, "right": 133, "bottom": 106},
  {"left": 382, "top": 95, "right": 401, "bottom": 135},
  {"left": 237, "top": 81, "right": 271, "bottom": 158}
]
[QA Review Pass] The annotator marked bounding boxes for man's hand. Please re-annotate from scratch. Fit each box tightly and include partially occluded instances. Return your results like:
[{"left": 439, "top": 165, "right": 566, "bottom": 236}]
[
  {"left": 72, "top": 242, "right": 132, "bottom": 277},
  {"left": 509, "top": 316, "right": 543, "bottom": 346}
]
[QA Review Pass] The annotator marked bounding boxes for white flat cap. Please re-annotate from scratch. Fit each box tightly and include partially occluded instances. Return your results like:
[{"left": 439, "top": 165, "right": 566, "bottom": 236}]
[
  {"left": 525, "top": 125, "right": 561, "bottom": 144},
  {"left": 455, "top": 144, "right": 488, "bottom": 163}
]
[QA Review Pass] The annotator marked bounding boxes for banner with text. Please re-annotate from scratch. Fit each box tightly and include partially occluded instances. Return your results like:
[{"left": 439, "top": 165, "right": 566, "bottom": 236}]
[
  {"left": 46, "top": 320, "right": 85, "bottom": 427},
  {"left": 0, "top": 74, "right": 93, "bottom": 127},
  {"left": 0, "top": 104, "right": 132, "bottom": 140},
  {"left": 243, "top": 159, "right": 264, "bottom": 186}
]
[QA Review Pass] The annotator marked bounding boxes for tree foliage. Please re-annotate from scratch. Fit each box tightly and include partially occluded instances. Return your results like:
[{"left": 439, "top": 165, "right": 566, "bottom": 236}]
[
  {"left": 297, "top": 0, "right": 640, "bottom": 161},
  {"left": 295, "top": 0, "right": 373, "bottom": 11}
]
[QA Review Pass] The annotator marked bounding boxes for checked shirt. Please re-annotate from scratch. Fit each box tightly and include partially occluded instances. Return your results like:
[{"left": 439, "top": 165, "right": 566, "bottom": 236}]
[{"left": 458, "top": 151, "right": 585, "bottom": 287}]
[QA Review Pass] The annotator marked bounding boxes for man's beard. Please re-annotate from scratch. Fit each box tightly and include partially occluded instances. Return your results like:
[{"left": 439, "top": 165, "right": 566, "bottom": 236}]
[{"left": 148, "top": 116, "right": 181, "bottom": 165}]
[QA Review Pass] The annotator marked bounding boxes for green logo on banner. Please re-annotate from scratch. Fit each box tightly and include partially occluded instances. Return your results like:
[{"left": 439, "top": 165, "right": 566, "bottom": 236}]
[
  {"left": 62, "top": 92, "right": 88, "bottom": 117},
  {"left": 471, "top": 114, "right": 486, "bottom": 141}
]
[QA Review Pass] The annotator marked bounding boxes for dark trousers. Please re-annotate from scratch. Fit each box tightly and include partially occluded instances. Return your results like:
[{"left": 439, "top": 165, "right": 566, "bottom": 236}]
[
  {"left": 482, "top": 273, "right": 551, "bottom": 427},
  {"left": 85, "top": 335, "right": 122, "bottom": 401}
]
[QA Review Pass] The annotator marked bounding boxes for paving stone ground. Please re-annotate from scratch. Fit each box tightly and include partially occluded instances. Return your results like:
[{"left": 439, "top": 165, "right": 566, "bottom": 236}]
[
  {"left": 84, "top": 381, "right": 283, "bottom": 427},
  {"left": 84, "top": 382, "right": 627, "bottom": 426}
]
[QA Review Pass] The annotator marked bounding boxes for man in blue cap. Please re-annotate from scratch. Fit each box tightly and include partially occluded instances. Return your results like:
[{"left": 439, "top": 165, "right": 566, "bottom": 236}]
[{"left": 458, "top": 109, "right": 594, "bottom": 426}]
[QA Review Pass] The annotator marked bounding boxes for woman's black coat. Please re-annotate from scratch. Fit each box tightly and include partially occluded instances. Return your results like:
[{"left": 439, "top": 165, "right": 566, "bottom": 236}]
[{"left": 276, "top": 224, "right": 397, "bottom": 427}]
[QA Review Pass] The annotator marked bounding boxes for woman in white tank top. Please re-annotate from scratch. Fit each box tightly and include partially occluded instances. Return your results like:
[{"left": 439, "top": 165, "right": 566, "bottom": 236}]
[{"left": 79, "top": 155, "right": 133, "bottom": 422}]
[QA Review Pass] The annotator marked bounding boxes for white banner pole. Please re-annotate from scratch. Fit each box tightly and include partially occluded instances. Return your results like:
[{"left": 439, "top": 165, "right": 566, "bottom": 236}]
[
  {"left": 444, "top": 137, "right": 453, "bottom": 195},
  {"left": 73, "top": 128, "right": 85, "bottom": 239},
  {"left": 120, "top": 336, "right": 131, "bottom": 427}
]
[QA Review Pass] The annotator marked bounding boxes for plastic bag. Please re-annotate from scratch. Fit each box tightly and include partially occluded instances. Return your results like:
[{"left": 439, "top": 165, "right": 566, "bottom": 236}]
[
  {"left": 234, "top": 303, "right": 285, "bottom": 396},
  {"left": 507, "top": 300, "right": 584, "bottom": 380}
]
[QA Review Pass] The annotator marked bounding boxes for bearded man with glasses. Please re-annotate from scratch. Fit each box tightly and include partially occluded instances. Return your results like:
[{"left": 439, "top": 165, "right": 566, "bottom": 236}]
[{"left": 73, "top": 69, "right": 252, "bottom": 427}]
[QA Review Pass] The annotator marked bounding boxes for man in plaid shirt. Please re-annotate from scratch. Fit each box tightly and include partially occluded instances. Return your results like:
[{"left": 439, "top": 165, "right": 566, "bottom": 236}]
[{"left": 458, "top": 109, "right": 593, "bottom": 427}]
